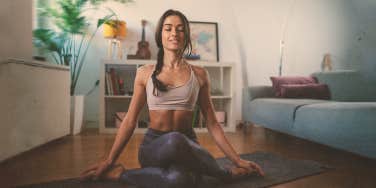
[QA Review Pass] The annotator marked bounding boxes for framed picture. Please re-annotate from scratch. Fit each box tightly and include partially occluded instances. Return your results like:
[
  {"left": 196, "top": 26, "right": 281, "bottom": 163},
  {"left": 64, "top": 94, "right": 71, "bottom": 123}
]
[{"left": 188, "top": 21, "right": 219, "bottom": 62}]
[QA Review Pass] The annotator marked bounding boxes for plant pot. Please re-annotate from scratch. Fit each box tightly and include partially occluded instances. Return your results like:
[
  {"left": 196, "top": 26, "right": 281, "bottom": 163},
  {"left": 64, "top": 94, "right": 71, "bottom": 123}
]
[{"left": 70, "top": 95, "right": 85, "bottom": 135}]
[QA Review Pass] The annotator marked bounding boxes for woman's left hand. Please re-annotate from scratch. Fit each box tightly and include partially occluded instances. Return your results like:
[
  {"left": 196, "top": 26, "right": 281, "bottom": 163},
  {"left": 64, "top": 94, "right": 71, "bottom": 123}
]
[{"left": 236, "top": 158, "right": 265, "bottom": 176}]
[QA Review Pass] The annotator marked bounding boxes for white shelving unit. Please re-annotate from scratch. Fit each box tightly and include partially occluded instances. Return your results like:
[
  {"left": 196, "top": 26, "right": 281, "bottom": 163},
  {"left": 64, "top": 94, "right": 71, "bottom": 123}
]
[{"left": 99, "top": 59, "right": 235, "bottom": 134}]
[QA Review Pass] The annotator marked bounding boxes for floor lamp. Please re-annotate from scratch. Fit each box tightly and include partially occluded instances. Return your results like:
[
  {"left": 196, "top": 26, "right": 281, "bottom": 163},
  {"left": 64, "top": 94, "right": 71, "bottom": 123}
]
[
  {"left": 279, "top": 0, "right": 297, "bottom": 76},
  {"left": 103, "top": 20, "right": 127, "bottom": 59}
]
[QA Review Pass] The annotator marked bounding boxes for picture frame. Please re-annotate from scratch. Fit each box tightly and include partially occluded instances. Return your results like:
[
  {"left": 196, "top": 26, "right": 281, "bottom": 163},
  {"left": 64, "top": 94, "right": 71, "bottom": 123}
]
[{"left": 188, "top": 21, "right": 219, "bottom": 62}]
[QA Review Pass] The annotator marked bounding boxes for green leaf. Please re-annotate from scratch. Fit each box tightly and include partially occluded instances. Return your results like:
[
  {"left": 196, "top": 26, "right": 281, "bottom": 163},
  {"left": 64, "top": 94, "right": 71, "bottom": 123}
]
[{"left": 97, "top": 14, "right": 115, "bottom": 28}]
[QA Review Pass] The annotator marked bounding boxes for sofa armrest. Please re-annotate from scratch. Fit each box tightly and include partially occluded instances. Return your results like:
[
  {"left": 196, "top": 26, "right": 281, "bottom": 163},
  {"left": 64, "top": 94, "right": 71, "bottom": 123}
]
[{"left": 243, "top": 86, "right": 274, "bottom": 101}]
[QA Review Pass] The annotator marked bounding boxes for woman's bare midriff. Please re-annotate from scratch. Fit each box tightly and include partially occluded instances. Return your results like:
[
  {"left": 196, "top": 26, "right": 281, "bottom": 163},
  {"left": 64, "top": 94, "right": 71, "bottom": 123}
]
[{"left": 148, "top": 110, "right": 194, "bottom": 132}]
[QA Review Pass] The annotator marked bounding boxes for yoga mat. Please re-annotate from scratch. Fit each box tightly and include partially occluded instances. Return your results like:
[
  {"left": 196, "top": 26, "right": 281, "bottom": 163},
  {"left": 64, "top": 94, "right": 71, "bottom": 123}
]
[{"left": 15, "top": 151, "right": 330, "bottom": 188}]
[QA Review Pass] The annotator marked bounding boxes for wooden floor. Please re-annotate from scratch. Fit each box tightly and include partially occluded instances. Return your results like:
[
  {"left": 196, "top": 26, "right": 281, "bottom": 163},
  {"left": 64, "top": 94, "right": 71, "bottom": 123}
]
[{"left": 1, "top": 124, "right": 376, "bottom": 188}]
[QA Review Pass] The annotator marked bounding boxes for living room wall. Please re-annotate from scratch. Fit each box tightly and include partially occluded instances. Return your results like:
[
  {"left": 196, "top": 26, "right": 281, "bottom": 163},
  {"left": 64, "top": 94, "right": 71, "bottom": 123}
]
[
  {"left": 351, "top": 0, "right": 376, "bottom": 81},
  {"left": 232, "top": 0, "right": 372, "bottom": 86},
  {"left": 0, "top": 0, "right": 32, "bottom": 61}
]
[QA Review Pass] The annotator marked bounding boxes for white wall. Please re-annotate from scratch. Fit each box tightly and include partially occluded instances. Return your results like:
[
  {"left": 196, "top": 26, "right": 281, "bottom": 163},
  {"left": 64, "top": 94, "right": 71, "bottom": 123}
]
[
  {"left": 80, "top": 0, "right": 374, "bottom": 127},
  {"left": 230, "top": 0, "right": 365, "bottom": 86},
  {"left": 0, "top": 60, "right": 70, "bottom": 162},
  {"left": 350, "top": 0, "right": 376, "bottom": 81},
  {"left": 0, "top": 0, "right": 33, "bottom": 61},
  {"left": 0, "top": 0, "right": 11, "bottom": 61}
]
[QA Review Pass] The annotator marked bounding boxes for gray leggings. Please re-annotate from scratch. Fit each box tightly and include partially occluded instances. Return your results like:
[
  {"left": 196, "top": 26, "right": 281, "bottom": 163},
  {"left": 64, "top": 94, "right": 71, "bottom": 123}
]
[{"left": 119, "top": 128, "right": 230, "bottom": 188}]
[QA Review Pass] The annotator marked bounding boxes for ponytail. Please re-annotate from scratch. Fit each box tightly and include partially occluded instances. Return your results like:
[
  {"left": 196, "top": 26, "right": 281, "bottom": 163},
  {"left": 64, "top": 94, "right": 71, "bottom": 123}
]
[{"left": 151, "top": 48, "right": 167, "bottom": 95}]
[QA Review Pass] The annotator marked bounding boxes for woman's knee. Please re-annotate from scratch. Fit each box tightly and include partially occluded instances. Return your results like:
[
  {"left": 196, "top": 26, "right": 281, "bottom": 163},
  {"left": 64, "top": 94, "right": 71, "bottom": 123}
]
[
  {"left": 165, "top": 167, "right": 195, "bottom": 188},
  {"left": 164, "top": 132, "right": 190, "bottom": 149}
]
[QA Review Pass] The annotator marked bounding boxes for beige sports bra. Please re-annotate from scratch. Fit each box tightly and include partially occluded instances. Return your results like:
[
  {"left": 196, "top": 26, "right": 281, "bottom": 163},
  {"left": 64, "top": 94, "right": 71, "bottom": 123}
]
[{"left": 146, "top": 64, "right": 200, "bottom": 111}]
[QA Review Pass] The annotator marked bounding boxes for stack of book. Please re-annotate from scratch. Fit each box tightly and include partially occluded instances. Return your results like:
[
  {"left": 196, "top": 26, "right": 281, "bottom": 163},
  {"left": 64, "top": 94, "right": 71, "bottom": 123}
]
[{"left": 105, "top": 68, "right": 126, "bottom": 95}]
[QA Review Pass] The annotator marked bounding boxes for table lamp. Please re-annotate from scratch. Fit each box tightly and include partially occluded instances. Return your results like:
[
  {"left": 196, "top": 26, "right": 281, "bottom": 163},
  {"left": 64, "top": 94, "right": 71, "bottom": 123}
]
[{"left": 103, "top": 20, "right": 127, "bottom": 59}]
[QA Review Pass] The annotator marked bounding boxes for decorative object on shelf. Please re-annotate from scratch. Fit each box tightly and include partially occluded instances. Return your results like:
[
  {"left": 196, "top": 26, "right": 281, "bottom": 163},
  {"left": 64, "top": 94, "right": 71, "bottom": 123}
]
[
  {"left": 115, "top": 112, "right": 127, "bottom": 128},
  {"left": 321, "top": 53, "right": 333, "bottom": 72},
  {"left": 103, "top": 19, "right": 127, "bottom": 59},
  {"left": 215, "top": 111, "right": 226, "bottom": 126},
  {"left": 211, "top": 88, "right": 223, "bottom": 96},
  {"left": 132, "top": 19, "right": 151, "bottom": 59},
  {"left": 138, "top": 120, "right": 149, "bottom": 128},
  {"left": 184, "top": 54, "right": 200, "bottom": 60},
  {"left": 189, "top": 21, "right": 219, "bottom": 62}
]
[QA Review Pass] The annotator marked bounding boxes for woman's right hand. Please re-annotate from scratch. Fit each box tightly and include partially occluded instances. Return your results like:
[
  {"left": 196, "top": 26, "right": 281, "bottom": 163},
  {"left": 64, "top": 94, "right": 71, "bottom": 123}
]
[{"left": 79, "top": 159, "right": 113, "bottom": 181}]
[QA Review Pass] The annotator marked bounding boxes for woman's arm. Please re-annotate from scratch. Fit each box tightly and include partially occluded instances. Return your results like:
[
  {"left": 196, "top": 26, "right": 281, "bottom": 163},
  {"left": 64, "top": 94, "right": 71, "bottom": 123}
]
[
  {"left": 197, "top": 69, "right": 239, "bottom": 163},
  {"left": 106, "top": 66, "right": 147, "bottom": 164},
  {"left": 197, "top": 68, "right": 264, "bottom": 176},
  {"left": 80, "top": 66, "right": 148, "bottom": 180}
]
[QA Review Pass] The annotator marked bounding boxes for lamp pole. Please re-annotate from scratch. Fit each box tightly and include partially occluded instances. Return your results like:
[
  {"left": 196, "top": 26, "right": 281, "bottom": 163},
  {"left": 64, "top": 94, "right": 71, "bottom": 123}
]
[
  {"left": 279, "top": 0, "right": 297, "bottom": 76},
  {"left": 279, "top": 39, "right": 284, "bottom": 76}
]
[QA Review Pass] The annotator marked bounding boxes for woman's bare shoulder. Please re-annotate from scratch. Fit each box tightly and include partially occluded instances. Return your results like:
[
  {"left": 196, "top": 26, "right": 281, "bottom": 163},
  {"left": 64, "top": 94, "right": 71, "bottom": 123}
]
[
  {"left": 138, "top": 64, "right": 155, "bottom": 73},
  {"left": 190, "top": 64, "right": 207, "bottom": 77},
  {"left": 190, "top": 64, "right": 209, "bottom": 86},
  {"left": 137, "top": 64, "right": 155, "bottom": 85}
]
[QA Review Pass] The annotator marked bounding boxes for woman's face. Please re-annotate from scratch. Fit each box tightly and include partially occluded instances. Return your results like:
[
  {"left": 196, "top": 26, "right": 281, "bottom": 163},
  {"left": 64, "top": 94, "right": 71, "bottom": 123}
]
[{"left": 161, "top": 15, "right": 185, "bottom": 52}]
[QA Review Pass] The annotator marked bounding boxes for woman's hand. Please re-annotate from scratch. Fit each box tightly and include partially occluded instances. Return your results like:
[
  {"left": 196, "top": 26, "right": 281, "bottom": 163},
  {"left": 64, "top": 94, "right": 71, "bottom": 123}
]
[
  {"left": 79, "top": 159, "right": 113, "bottom": 181},
  {"left": 235, "top": 158, "right": 265, "bottom": 176}
]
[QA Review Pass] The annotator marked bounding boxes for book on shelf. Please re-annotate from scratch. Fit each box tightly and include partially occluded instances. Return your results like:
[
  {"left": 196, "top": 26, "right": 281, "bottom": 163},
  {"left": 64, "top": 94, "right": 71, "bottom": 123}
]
[
  {"left": 110, "top": 68, "right": 119, "bottom": 95},
  {"left": 105, "top": 72, "right": 112, "bottom": 95},
  {"left": 118, "top": 78, "right": 125, "bottom": 95},
  {"left": 105, "top": 68, "right": 127, "bottom": 96}
]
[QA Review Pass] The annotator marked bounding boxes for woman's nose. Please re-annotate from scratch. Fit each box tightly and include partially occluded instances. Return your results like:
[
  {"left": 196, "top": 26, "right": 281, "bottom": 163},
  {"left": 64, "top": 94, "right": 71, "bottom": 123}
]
[{"left": 171, "top": 29, "right": 177, "bottom": 36}]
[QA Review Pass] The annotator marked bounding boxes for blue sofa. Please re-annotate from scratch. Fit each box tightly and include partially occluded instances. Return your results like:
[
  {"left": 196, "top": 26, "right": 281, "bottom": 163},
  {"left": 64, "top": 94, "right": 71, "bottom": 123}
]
[{"left": 242, "top": 70, "right": 376, "bottom": 159}]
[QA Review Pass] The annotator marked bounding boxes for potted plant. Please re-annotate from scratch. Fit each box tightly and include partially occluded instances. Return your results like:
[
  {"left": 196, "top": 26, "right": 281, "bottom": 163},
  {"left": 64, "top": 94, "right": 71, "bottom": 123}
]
[{"left": 33, "top": 0, "right": 132, "bottom": 134}]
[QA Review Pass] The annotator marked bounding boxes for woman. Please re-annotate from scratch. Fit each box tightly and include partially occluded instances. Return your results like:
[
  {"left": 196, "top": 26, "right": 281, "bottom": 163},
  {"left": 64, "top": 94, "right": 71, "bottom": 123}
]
[{"left": 80, "top": 9, "right": 264, "bottom": 187}]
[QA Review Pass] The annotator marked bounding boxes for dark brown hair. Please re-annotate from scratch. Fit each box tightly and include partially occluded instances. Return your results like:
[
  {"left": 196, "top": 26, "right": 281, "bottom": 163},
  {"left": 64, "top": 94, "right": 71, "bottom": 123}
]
[{"left": 152, "top": 9, "right": 192, "bottom": 95}]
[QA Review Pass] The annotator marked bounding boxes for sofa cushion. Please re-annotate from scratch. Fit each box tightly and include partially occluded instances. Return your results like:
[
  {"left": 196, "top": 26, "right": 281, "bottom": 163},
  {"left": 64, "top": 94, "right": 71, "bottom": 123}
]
[
  {"left": 248, "top": 98, "right": 327, "bottom": 134},
  {"left": 280, "top": 84, "right": 331, "bottom": 100},
  {"left": 244, "top": 86, "right": 274, "bottom": 101},
  {"left": 270, "top": 76, "right": 318, "bottom": 97},
  {"left": 293, "top": 102, "right": 376, "bottom": 159}
]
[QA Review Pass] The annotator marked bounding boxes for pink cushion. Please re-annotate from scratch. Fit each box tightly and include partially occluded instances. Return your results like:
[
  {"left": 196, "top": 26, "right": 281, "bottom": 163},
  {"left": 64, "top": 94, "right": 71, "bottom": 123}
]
[
  {"left": 270, "top": 76, "right": 318, "bottom": 97},
  {"left": 280, "top": 84, "right": 331, "bottom": 100}
]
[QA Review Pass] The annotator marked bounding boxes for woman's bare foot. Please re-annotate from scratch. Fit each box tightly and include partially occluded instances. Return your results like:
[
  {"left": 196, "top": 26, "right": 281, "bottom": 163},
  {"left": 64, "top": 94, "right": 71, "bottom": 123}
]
[
  {"left": 103, "top": 164, "right": 125, "bottom": 181},
  {"left": 230, "top": 166, "right": 256, "bottom": 179}
]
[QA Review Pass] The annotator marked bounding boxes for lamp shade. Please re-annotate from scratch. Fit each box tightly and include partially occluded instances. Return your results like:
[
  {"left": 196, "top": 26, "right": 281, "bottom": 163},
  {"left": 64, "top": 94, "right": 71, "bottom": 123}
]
[{"left": 103, "top": 20, "right": 127, "bottom": 39}]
